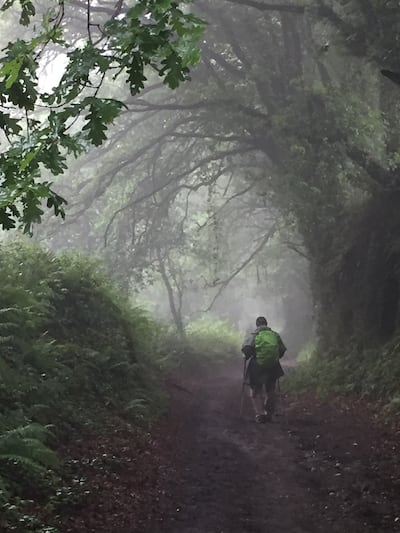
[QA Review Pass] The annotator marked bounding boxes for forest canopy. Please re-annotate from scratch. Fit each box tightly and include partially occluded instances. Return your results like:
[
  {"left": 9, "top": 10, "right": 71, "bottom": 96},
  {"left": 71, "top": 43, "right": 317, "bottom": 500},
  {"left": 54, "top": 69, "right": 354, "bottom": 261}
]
[
  {"left": 2, "top": 1, "right": 400, "bottom": 530},
  {"left": 0, "top": 0, "right": 205, "bottom": 232},
  {"left": 2, "top": 0, "right": 400, "bottom": 388}
]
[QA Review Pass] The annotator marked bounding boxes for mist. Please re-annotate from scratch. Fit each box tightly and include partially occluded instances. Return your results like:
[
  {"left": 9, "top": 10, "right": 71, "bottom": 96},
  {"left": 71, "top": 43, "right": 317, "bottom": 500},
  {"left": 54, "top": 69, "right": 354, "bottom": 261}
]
[
  {"left": 8, "top": 0, "right": 315, "bottom": 358},
  {"left": 2, "top": 2, "right": 400, "bottom": 532}
]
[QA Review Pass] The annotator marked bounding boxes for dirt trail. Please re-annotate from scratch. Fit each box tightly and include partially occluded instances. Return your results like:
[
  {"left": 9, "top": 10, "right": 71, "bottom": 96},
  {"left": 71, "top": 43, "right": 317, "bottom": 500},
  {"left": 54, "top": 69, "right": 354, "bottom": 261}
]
[
  {"left": 59, "top": 365, "right": 400, "bottom": 533},
  {"left": 153, "top": 370, "right": 319, "bottom": 533},
  {"left": 150, "top": 366, "right": 400, "bottom": 533}
]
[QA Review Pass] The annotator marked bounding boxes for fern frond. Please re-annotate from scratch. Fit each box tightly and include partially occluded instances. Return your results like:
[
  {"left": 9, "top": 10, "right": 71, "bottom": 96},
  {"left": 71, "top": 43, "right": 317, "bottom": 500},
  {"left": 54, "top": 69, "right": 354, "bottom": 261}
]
[
  {"left": 0, "top": 307, "right": 22, "bottom": 315},
  {"left": 0, "top": 474, "right": 10, "bottom": 503},
  {"left": 0, "top": 424, "right": 58, "bottom": 469},
  {"left": 0, "top": 454, "right": 47, "bottom": 473},
  {"left": 14, "top": 438, "right": 59, "bottom": 468},
  {"left": 110, "top": 362, "right": 131, "bottom": 371},
  {"left": 0, "top": 322, "right": 19, "bottom": 330},
  {"left": 0, "top": 423, "right": 48, "bottom": 443},
  {"left": 0, "top": 335, "right": 14, "bottom": 344},
  {"left": 125, "top": 398, "right": 149, "bottom": 415}
]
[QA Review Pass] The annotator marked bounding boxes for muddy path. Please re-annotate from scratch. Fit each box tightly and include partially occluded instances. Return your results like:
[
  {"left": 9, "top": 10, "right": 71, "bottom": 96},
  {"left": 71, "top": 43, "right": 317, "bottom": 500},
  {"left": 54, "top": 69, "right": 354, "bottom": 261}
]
[
  {"left": 150, "top": 366, "right": 400, "bottom": 533},
  {"left": 153, "top": 370, "right": 320, "bottom": 533},
  {"left": 59, "top": 365, "right": 400, "bottom": 533}
]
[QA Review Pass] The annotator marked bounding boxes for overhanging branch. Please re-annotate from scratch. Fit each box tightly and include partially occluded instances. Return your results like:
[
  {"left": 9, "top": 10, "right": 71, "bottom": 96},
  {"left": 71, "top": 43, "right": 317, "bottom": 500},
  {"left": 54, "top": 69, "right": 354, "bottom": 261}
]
[
  {"left": 224, "top": 0, "right": 305, "bottom": 14},
  {"left": 104, "top": 146, "right": 257, "bottom": 245},
  {"left": 203, "top": 222, "right": 278, "bottom": 312}
]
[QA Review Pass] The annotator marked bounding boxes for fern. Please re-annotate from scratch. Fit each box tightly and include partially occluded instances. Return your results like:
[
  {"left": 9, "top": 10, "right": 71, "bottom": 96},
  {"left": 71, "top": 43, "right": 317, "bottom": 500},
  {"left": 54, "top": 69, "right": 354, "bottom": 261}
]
[
  {"left": 0, "top": 243, "right": 164, "bottom": 527},
  {"left": 0, "top": 454, "right": 48, "bottom": 474},
  {"left": 0, "top": 474, "right": 10, "bottom": 504},
  {"left": 124, "top": 398, "right": 152, "bottom": 422},
  {"left": 125, "top": 398, "right": 149, "bottom": 412},
  {"left": 0, "top": 424, "right": 58, "bottom": 470},
  {"left": 0, "top": 335, "right": 14, "bottom": 344}
]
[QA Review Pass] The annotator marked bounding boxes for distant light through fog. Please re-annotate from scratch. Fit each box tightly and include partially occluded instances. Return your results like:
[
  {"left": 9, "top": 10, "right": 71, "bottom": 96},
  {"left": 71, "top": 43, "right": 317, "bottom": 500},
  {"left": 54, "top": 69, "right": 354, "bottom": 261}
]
[{"left": 38, "top": 53, "right": 68, "bottom": 93}]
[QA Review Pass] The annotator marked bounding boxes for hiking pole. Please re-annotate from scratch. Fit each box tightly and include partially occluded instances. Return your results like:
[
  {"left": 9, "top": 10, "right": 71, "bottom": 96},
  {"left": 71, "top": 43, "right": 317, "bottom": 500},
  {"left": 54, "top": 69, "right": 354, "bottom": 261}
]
[
  {"left": 239, "top": 357, "right": 248, "bottom": 419},
  {"left": 276, "top": 378, "right": 281, "bottom": 412},
  {"left": 276, "top": 378, "right": 287, "bottom": 426}
]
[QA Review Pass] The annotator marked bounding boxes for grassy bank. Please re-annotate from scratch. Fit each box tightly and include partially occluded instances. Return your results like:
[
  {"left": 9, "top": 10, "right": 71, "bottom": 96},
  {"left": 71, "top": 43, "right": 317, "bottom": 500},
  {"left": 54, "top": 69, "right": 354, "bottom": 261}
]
[
  {"left": 158, "top": 317, "right": 241, "bottom": 372},
  {"left": 0, "top": 243, "right": 167, "bottom": 531},
  {"left": 0, "top": 243, "right": 240, "bottom": 531},
  {"left": 286, "top": 338, "right": 400, "bottom": 415}
]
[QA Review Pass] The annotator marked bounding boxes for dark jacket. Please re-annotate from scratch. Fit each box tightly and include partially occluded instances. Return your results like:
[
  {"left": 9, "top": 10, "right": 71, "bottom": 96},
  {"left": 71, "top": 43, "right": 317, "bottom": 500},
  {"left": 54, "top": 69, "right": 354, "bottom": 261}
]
[{"left": 241, "top": 325, "right": 286, "bottom": 381}]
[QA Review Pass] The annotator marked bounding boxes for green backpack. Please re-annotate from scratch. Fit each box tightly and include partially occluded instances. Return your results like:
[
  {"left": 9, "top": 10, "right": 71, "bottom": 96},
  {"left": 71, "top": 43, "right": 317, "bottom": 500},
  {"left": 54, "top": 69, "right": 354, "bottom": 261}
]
[{"left": 255, "top": 329, "right": 280, "bottom": 367}]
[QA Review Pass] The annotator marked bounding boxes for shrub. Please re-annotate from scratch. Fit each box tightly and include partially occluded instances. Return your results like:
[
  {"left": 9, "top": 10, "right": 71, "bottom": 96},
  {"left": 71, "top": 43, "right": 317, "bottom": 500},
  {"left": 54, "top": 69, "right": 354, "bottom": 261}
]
[
  {"left": 154, "top": 318, "right": 240, "bottom": 372},
  {"left": 0, "top": 242, "right": 242, "bottom": 529},
  {"left": 297, "top": 338, "right": 317, "bottom": 363},
  {"left": 0, "top": 242, "right": 162, "bottom": 530},
  {"left": 185, "top": 317, "right": 241, "bottom": 360},
  {"left": 285, "top": 334, "right": 400, "bottom": 415}
]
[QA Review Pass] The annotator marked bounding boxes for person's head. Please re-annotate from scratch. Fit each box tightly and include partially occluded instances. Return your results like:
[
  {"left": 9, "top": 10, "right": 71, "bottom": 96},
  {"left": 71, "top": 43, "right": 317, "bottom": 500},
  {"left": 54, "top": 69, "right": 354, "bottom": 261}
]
[{"left": 256, "top": 316, "right": 268, "bottom": 327}]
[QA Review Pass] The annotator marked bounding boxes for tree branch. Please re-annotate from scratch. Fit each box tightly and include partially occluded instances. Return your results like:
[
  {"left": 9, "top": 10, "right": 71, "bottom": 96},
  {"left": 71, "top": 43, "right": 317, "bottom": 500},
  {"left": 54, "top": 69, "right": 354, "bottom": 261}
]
[
  {"left": 224, "top": 0, "right": 305, "bottom": 14},
  {"left": 203, "top": 222, "right": 278, "bottom": 311},
  {"left": 346, "top": 147, "right": 395, "bottom": 189},
  {"left": 104, "top": 146, "right": 257, "bottom": 245}
]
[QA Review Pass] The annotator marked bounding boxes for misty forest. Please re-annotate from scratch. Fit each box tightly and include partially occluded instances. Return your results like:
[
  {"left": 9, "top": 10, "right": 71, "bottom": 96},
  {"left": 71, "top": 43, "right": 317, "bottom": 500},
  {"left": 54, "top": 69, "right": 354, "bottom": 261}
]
[{"left": 0, "top": 1, "right": 400, "bottom": 532}]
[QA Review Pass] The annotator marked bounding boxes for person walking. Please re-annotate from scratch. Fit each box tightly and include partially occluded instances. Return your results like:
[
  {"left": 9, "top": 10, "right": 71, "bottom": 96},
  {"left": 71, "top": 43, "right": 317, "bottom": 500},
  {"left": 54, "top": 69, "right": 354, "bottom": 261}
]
[{"left": 241, "top": 316, "right": 286, "bottom": 423}]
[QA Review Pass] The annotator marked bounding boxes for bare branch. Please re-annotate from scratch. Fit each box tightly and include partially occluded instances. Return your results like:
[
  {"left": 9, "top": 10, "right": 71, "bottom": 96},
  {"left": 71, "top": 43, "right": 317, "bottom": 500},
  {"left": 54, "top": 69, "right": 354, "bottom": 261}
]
[
  {"left": 104, "top": 146, "right": 257, "bottom": 245},
  {"left": 282, "top": 241, "right": 310, "bottom": 260},
  {"left": 126, "top": 99, "right": 232, "bottom": 113},
  {"left": 224, "top": 0, "right": 305, "bottom": 14},
  {"left": 203, "top": 222, "right": 278, "bottom": 311}
]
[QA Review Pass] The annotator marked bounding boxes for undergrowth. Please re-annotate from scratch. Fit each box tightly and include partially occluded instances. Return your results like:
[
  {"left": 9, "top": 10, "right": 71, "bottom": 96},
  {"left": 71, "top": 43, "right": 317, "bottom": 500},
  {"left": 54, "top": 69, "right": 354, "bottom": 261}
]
[
  {"left": 0, "top": 242, "right": 241, "bottom": 531},
  {"left": 0, "top": 242, "right": 163, "bottom": 532},
  {"left": 286, "top": 336, "right": 400, "bottom": 416},
  {"left": 156, "top": 317, "right": 241, "bottom": 371},
  {"left": 297, "top": 339, "right": 316, "bottom": 363}
]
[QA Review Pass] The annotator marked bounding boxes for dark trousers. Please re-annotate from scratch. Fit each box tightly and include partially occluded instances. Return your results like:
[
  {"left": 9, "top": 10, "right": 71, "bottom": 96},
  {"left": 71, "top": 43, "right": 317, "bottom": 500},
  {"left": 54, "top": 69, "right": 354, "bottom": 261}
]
[{"left": 247, "top": 359, "right": 278, "bottom": 415}]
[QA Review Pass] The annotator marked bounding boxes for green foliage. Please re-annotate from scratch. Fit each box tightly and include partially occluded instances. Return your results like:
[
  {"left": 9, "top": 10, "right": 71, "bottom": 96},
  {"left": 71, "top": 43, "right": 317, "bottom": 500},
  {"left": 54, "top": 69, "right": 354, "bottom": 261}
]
[
  {"left": 286, "top": 334, "right": 400, "bottom": 418},
  {"left": 0, "top": 241, "right": 165, "bottom": 530},
  {"left": 185, "top": 318, "right": 240, "bottom": 360},
  {"left": 0, "top": 1, "right": 205, "bottom": 232},
  {"left": 297, "top": 339, "right": 317, "bottom": 363},
  {"left": 0, "top": 423, "right": 59, "bottom": 533},
  {"left": 81, "top": 98, "right": 125, "bottom": 147},
  {"left": 314, "top": 0, "right": 400, "bottom": 71},
  {"left": 0, "top": 423, "right": 58, "bottom": 469},
  {"left": 156, "top": 318, "right": 240, "bottom": 371},
  {"left": 0, "top": 241, "right": 242, "bottom": 529},
  {"left": 383, "top": 397, "right": 400, "bottom": 416}
]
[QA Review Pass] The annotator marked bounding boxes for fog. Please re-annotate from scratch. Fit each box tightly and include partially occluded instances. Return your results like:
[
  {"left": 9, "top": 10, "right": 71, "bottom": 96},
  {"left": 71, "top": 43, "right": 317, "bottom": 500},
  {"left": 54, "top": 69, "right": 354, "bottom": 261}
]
[
  {"left": 2, "top": 0, "right": 316, "bottom": 357},
  {"left": 3, "top": 3, "right": 400, "bottom": 532}
]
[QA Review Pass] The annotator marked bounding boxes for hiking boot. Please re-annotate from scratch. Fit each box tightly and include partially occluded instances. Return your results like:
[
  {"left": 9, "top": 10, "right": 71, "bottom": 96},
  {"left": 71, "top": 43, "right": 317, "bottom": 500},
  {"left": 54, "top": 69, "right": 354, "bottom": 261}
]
[
  {"left": 255, "top": 414, "right": 268, "bottom": 424},
  {"left": 263, "top": 409, "right": 274, "bottom": 421}
]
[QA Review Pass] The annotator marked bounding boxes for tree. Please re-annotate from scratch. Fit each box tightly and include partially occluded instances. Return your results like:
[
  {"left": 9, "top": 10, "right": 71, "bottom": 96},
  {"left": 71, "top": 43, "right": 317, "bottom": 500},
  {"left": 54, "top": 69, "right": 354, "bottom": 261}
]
[
  {"left": 38, "top": 0, "right": 320, "bottom": 334},
  {"left": 32, "top": 0, "right": 400, "bottom": 397},
  {"left": 0, "top": 0, "right": 205, "bottom": 232}
]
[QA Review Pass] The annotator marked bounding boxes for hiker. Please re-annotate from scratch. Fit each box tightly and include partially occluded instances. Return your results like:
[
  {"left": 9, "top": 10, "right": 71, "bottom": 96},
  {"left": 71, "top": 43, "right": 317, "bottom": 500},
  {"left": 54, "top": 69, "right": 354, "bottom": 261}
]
[{"left": 241, "top": 316, "right": 286, "bottom": 423}]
